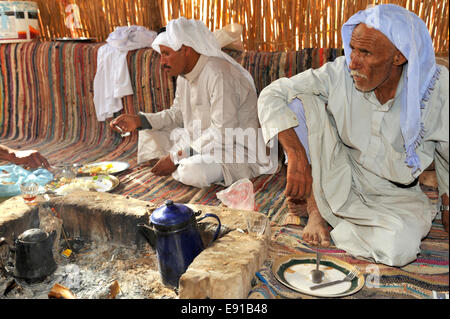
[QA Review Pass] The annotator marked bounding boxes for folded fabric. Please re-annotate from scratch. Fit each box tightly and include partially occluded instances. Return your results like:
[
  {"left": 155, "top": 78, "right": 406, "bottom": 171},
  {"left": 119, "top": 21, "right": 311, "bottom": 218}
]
[
  {"left": 106, "top": 25, "right": 157, "bottom": 51},
  {"left": 0, "top": 164, "right": 54, "bottom": 197},
  {"left": 93, "top": 26, "right": 157, "bottom": 121}
]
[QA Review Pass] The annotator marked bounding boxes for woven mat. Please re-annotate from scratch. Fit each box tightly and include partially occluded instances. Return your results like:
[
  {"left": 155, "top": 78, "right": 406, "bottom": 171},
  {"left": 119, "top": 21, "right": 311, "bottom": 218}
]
[
  {"left": 110, "top": 162, "right": 293, "bottom": 218},
  {"left": 248, "top": 186, "right": 449, "bottom": 299}
]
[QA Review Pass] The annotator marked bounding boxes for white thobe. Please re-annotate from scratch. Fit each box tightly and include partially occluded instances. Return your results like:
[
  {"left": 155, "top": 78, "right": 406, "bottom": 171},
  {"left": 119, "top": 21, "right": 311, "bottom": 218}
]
[
  {"left": 138, "top": 54, "right": 277, "bottom": 187},
  {"left": 258, "top": 56, "right": 449, "bottom": 266}
]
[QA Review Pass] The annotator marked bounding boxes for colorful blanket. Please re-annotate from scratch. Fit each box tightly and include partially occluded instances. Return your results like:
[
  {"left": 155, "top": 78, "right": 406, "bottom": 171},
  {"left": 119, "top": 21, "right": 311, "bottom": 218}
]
[
  {"left": 1, "top": 42, "right": 342, "bottom": 218},
  {"left": 1, "top": 42, "right": 448, "bottom": 299}
]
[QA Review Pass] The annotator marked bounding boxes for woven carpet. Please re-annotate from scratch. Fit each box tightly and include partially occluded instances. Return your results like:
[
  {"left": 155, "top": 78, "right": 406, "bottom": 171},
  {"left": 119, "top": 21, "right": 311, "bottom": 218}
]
[
  {"left": 1, "top": 42, "right": 448, "bottom": 299},
  {"left": 248, "top": 186, "right": 449, "bottom": 299},
  {"left": 109, "top": 161, "right": 291, "bottom": 218}
]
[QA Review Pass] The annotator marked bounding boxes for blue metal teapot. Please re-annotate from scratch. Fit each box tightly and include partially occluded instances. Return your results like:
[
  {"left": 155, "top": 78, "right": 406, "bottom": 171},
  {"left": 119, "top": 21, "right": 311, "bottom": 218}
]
[{"left": 137, "top": 200, "right": 221, "bottom": 287}]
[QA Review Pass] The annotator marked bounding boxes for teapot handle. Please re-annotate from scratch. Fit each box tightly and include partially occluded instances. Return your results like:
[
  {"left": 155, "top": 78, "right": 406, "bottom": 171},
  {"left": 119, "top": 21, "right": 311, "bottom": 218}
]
[{"left": 196, "top": 213, "right": 222, "bottom": 242}]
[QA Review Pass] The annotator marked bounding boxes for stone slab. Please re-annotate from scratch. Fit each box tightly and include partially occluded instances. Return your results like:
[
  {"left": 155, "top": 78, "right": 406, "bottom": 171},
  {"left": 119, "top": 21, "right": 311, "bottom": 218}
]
[
  {"left": 0, "top": 193, "right": 270, "bottom": 299},
  {"left": 180, "top": 204, "right": 270, "bottom": 299}
]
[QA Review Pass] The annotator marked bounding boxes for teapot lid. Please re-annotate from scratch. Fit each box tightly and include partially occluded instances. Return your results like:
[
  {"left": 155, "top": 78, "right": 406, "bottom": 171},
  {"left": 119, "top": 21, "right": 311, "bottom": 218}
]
[
  {"left": 150, "top": 200, "right": 195, "bottom": 231},
  {"left": 18, "top": 228, "right": 48, "bottom": 243}
]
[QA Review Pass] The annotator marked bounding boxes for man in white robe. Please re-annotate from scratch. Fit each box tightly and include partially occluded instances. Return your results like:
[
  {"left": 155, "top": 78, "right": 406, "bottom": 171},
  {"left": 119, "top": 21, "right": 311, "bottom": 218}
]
[
  {"left": 111, "top": 18, "right": 277, "bottom": 188},
  {"left": 257, "top": 4, "right": 448, "bottom": 266}
]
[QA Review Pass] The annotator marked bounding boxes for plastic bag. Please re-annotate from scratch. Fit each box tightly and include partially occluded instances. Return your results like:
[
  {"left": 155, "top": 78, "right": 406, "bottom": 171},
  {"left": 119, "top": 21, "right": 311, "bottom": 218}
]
[
  {"left": 0, "top": 164, "right": 54, "bottom": 197},
  {"left": 216, "top": 178, "right": 255, "bottom": 211}
]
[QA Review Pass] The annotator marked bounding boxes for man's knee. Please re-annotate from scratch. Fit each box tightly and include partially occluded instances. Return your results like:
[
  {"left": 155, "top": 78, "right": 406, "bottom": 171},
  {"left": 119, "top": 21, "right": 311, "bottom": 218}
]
[
  {"left": 173, "top": 160, "right": 223, "bottom": 188},
  {"left": 374, "top": 230, "right": 422, "bottom": 266}
]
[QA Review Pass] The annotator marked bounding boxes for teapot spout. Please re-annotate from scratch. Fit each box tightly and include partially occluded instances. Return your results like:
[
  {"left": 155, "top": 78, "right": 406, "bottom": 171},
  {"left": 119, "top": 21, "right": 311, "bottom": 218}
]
[{"left": 137, "top": 224, "right": 156, "bottom": 249}]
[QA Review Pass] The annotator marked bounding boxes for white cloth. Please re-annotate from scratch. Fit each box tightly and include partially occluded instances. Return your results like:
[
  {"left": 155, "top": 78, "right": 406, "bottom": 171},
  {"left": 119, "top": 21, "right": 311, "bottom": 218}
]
[
  {"left": 139, "top": 55, "right": 277, "bottom": 187},
  {"left": 106, "top": 26, "right": 157, "bottom": 52},
  {"left": 93, "top": 26, "right": 157, "bottom": 121},
  {"left": 258, "top": 56, "right": 449, "bottom": 266},
  {"left": 172, "top": 154, "right": 224, "bottom": 188}
]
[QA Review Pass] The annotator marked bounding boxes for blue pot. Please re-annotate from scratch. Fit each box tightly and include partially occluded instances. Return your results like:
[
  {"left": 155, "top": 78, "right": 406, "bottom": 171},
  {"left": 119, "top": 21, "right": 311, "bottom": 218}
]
[{"left": 138, "top": 200, "right": 221, "bottom": 287}]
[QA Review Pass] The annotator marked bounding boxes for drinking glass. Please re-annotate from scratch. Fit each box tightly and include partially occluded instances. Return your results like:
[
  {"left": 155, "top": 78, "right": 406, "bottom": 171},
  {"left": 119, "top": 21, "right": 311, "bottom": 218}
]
[
  {"left": 61, "top": 164, "right": 76, "bottom": 181},
  {"left": 245, "top": 212, "right": 268, "bottom": 237},
  {"left": 20, "top": 181, "right": 39, "bottom": 204}
]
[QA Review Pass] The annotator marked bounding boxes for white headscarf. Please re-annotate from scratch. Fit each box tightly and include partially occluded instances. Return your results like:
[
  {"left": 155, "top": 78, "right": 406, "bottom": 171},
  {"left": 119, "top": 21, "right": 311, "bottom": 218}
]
[
  {"left": 341, "top": 4, "right": 440, "bottom": 174},
  {"left": 152, "top": 17, "right": 256, "bottom": 92}
]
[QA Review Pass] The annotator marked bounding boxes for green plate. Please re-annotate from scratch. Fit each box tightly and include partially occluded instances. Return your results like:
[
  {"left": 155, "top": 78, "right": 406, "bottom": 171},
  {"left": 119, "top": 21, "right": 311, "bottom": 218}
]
[{"left": 272, "top": 253, "right": 365, "bottom": 297}]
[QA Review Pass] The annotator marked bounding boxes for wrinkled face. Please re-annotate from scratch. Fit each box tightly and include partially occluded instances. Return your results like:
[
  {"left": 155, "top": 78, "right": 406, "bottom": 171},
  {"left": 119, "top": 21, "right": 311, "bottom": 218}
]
[
  {"left": 159, "top": 45, "right": 187, "bottom": 77},
  {"left": 349, "top": 23, "right": 398, "bottom": 92}
]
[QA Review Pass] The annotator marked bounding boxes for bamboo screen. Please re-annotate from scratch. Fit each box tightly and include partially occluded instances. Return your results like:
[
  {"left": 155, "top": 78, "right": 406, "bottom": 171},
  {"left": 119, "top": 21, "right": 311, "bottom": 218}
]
[
  {"left": 33, "top": 0, "right": 162, "bottom": 40},
  {"left": 158, "top": 0, "right": 449, "bottom": 54},
  {"left": 14, "top": 0, "right": 449, "bottom": 55}
]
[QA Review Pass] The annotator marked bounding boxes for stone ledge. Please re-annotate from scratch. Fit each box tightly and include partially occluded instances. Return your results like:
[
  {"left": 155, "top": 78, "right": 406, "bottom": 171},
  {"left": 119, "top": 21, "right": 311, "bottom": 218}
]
[
  {"left": 180, "top": 205, "right": 270, "bottom": 299},
  {"left": 0, "top": 193, "right": 270, "bottom": 299},
  {"left": 49, "top": 191, "right": 152, "bottom": 245}
]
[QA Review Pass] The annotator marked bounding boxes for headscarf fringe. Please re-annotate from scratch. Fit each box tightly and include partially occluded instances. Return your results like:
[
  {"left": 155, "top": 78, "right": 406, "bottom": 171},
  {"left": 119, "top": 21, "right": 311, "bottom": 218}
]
[
  {"left": 420, "top": 66, "right": 441, "bottom": 109},
  {"left": 406, "top": 64, "right": 439, "bottom": 172},
  {"left": 405, "top": 144, "right": 422, "bottom": 173}
]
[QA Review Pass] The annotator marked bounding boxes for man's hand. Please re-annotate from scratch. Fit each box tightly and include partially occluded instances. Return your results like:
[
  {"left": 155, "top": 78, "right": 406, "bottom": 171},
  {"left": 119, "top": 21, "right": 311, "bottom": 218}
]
[
  {"left": 278, "top": 128, "right": 312, "bottom": 200},
  {"left": 150, "top": 155, "right": 178, "bottom": 176},
  {"left": 13, "top": 150, "right": 50, "bottom": 169},
  {"left": 109, "top": 114, "right": 141, "bottom": 134},
  {"left": 285, "top": 148, "right": 312, "bottom": 200}
]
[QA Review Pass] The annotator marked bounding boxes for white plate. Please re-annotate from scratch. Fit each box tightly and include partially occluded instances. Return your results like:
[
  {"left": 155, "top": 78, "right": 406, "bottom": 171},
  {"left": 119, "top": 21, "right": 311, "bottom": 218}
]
[
  {"left": 78, "top": 161, "right": 130, "bottom": 175},
  {"left": 50, "top": 175, "right": 119, "bottom": 196},
  {"left": 272, "top": 254, "right": 365, "bottom": 297}
]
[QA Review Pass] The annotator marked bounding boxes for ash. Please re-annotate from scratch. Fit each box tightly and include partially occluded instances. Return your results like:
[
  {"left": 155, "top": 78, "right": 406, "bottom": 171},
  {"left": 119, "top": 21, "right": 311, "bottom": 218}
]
[{"left": 0, "top": 240, "right": 178, "bottom": 299}]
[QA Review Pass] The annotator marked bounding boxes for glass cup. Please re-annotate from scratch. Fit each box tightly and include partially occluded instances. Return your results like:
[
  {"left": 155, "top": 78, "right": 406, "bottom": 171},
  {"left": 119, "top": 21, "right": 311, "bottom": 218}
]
[
  {"left": 61, "top": 164, "right": 76, "bottom": 181},
  {"left": 20, "top": 181, "right": 39, "bottom": 204},
  {"left": 245, "top": 212, "right": 268, "bottom": 237}
]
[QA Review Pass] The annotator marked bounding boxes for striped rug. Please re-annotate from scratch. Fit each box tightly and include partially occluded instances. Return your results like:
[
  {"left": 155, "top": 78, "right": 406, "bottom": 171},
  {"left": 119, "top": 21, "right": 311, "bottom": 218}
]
[
  {"left": 1, "top": 42, "right": 342, "bottom": 218},
  {"left": 2, "top": 42, "right": 447, "bottom": 299}
]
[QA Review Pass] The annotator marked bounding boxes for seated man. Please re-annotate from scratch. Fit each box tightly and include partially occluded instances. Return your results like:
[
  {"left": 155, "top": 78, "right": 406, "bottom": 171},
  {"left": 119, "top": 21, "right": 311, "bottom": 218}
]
[
  {"left": 257, "top": 4, "right": 448, "bottom": 266},
  {"left": 0, "top": 144, "right": 50, "bottom": 169},
  {"left": 111, "top": 18, "right": 276, "bottom": 188}
]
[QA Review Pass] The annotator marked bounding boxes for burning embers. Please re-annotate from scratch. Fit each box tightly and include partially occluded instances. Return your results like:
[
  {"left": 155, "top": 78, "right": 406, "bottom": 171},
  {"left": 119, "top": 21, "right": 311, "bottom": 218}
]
[
  {"left": 0, "top": 239, "right": 177, "bottom": 299},
  {"left": 0, "top": 192, "right": 269, "bottom": 298},
  {"left": 0, "top": 202, "right": 177, "bottom": 299}
]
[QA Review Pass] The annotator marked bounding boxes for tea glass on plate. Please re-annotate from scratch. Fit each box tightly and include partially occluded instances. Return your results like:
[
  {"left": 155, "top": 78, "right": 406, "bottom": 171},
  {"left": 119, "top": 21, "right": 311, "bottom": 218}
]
[{"left": 20, "top": 181, "right": 39, "bottom": 204}]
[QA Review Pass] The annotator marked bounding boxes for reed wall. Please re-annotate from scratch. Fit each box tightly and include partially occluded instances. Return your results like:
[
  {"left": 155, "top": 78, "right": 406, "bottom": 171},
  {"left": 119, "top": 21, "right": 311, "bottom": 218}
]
[{"left": 10, "top": 0, "right": 449, "bottom": 54}]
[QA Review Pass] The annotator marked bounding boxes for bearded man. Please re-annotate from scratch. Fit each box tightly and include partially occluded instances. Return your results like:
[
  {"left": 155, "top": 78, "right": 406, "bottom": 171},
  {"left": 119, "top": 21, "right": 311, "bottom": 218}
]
[{"left": 258, "top": 4, "right": 448, "bottom": 266}]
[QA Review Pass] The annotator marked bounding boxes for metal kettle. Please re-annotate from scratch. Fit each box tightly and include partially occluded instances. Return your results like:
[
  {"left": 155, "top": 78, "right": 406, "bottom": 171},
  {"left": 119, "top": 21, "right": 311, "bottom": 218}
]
[
  {"left": 138, "top": 200, "right": 221, "bottom": 287},
  {"left": 0, "top": 228, "right": 57, "bottom": 283}
]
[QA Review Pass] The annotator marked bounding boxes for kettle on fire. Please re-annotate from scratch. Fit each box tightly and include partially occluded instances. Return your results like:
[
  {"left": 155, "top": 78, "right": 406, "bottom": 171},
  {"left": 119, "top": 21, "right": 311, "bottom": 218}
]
[
  {"left": 137, "top": 200, "right": 221, "bottom": 287},
  {"left": 0, "top": 228, "right": 57, "bottom": 283}
]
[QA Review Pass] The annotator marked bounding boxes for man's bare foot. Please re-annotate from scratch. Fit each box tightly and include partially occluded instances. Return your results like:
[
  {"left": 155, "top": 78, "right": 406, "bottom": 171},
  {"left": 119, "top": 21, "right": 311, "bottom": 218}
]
[
  {"left": 282, "top": 198, "right": 307, "bottom": 226},
  {"left": 303, "top": 193, "right": 331, "bottom": 247},
  {"left": 139, "top": 158, "right": 160, "bottom": 168}
]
